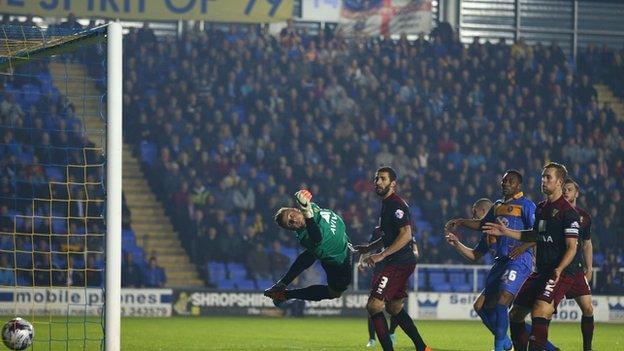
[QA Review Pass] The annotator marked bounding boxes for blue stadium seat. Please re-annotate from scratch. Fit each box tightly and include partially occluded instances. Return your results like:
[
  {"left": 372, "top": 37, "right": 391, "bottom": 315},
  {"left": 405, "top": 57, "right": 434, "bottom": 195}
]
[
  {"left": 16, "top": 253, "right": 32, "bottom": 269},
  {"left": 448, "top": 269, "right": 467, "bottom": 285},
  {"left": 411, "top": 206, "right": 422, "bottom": 218},
  {"left": 45, "top": 166, "right": 64, "bottom": 182},
  {"left": 235, "top": 279, "right": 256, "bottom": 291},
  {"left": 428, "top": 269, "right": 447, "bottom": 291},
  {"left": 593, "top": 253, "right": 605, "bottom": 267},
  {"left": 477, "top": 270, "right": 486, "bottom": 289},
  {"left": 206, "top": 261, "right": 227, "bottom": 283},
  {"left": 256, "top": 278, "right": 274, "bottom": 290},
  {"left": 417, "top": 271, "right": 426, "bottom": 289},
  {"left": 281, "top": 247, "right": 298, "bottom": 262},
  {"left": 432, "top": 283, "right": 453, "bottom": 292},
  {"left": 453, "top": 284, "right": 473, "bottom": 292},
  {"left": 21, "top": 84, "right": 41, "bottom": 105},
  {"left": 227, "top": 263, "right": 248, "bottom": 280},
  {"left": 218, "top": 279, "right": 236, "bottom": 290}
]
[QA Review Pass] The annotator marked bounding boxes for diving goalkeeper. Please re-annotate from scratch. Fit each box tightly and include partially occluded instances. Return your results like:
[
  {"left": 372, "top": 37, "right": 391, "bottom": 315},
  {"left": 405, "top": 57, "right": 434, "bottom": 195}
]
[{"left": 265, "top": 190, "right": 352, "bottom": 304}]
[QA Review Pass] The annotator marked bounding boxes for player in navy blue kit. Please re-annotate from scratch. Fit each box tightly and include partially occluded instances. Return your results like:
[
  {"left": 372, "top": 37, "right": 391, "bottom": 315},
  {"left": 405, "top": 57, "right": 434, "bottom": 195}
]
[
  {"left": 484, "top": 162, "right": 583, "bottom": 351},
  {"left": 354, "top": 167, "right": 430, "bottom": 351},
  {"left": 445, "top": 170, "right": 536, "bottom": 351},
  {"left": 362, "top": 226, "right": 399, "bottom": 348},
  {"left": 511, "top": 178, "right": 594, "bottom": 350}
]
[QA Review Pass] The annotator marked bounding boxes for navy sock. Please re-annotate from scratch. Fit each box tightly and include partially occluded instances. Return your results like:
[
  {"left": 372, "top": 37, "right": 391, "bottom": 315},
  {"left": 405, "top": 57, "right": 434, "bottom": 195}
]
[
  {"left": 393, "top": 308, "right": 427, "bottom": 351},
  {"left": 529, "top": 317, "right": 550, "bottom": 351},
  {"left": 389, "top": 316, "right": 398, "bottom": 334},
  {"left": 371, "top": 312, "right": 393, "bottom": 351},
  {"left": 284, "top": 285, "right": 331, "bottom": 301},
  {"left": 510, "top": 321, "right": 529, "bottom": 351},
  {"left": 476, "top": 307, "right": 496, "bottom": 334},
  {"left": 368, "top": 316, "right": 376, "bottom": 340},
  {"left": 581, "top": 315, "right": 594, "bottom": 351},
  {"left": 525, "top": 323, "right": 559, "bottom": 350}
]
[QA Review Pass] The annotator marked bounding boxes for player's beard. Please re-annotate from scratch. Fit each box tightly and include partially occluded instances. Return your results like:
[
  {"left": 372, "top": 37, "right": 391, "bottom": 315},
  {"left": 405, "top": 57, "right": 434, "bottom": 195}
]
[{"left": 375, "top": 184, "right": 391, "bottom": 197}]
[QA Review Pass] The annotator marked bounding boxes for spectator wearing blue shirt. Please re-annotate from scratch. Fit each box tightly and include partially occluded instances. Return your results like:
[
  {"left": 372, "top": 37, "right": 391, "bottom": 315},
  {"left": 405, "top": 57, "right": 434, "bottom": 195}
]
[
  {"left": 0, "top": 255, "right": 15, "bottom": 286},
  {"left": 143, "top": 256, "right": 166, "bottom": 288}
]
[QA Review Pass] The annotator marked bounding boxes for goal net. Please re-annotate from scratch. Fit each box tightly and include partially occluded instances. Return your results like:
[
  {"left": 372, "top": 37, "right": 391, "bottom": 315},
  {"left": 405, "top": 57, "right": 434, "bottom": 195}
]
[{"left": 0, "top": 22, "right": 121, "bottom": 350}]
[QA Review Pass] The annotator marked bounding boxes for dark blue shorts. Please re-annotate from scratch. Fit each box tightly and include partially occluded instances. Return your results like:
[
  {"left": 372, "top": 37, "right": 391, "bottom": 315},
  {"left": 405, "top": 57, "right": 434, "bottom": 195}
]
[
  {"left": 483, "top": 260, "right": 532, "bottom": 297},
  {"left": 322, "top": 256, "right": 352, "bottom": 292}
]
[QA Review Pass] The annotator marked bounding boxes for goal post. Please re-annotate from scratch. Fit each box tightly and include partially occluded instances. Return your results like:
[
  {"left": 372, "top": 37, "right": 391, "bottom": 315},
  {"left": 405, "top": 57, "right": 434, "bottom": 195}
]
[
  {"left": 105, "top": 21, "right": 122, "bottom": 351},
  {"left": 0, "top": 21, "right": 122, "bottom": 351}
]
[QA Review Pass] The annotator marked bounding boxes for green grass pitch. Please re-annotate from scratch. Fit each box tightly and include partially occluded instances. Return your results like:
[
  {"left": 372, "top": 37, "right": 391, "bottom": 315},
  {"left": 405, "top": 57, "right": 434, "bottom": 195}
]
[{"left": 17, "top": 317, "right": 623, "bottom": 350}]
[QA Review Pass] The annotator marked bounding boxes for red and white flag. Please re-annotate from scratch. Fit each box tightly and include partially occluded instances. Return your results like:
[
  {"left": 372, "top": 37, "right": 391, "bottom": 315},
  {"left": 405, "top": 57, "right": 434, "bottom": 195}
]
[{"left": 338, "top": 0, "right": 432, "bottom": 37}]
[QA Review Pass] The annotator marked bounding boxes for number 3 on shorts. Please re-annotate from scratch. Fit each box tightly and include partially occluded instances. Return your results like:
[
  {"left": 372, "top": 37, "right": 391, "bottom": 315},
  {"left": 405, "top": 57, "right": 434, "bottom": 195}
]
[{"left": 379, "top": 276, "right": 389, "bottom": 289}]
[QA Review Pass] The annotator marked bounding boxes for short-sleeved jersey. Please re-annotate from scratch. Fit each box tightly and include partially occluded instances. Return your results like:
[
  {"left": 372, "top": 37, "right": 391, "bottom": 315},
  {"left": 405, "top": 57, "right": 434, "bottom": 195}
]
[
  {"left": 476, "top": 192, "right": 536, "bottom": 268},
  {"left": 573, "top": 206, "right": 592, "bottom": 268},
  {"left": 533, "top": 196, "right": 583, "bottom": 275},
  {"left": 378, "top": 193, "right": 417, "bottom": 265},
  {"left": 295, "top": 203, "right": 350, "bottom": 265}
]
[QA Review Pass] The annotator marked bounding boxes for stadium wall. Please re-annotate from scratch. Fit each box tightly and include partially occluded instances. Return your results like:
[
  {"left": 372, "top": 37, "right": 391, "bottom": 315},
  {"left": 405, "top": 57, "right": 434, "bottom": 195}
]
[
  {"left": 407, "top": 292, "right": 624, "bottom": 323},
  {"left": 2, "top": 288, "right": 623, "bottom": 323}
]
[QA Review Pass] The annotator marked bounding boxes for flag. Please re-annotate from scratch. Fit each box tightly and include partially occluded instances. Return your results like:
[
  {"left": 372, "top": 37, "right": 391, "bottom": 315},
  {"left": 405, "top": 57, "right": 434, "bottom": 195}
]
[{"left": 338, "top": 0, "right": 432, "bottom": 37}]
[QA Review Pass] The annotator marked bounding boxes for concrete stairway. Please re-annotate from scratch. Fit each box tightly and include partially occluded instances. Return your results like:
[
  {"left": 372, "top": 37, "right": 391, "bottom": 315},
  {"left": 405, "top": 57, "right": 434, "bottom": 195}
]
[
  {"left": 49, "top": 62, "right": 203, "bottom": 287},
  {"left": 596, "top": 84, "right": 624, "bottom": 121}
]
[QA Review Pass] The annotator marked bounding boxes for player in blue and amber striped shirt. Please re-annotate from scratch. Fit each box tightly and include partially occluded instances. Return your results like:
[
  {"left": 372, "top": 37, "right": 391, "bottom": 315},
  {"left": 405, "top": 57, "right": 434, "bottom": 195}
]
[{"left": 445, "top": 170, "right": 536, "bottom": 351}]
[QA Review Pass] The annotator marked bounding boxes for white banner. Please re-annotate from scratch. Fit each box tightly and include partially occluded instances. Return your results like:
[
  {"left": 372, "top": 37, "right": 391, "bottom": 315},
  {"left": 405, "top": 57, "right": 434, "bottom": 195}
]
[
  {"left": 0, "top": 288, "right": 172, "bottom": 317},
  {"left": 301, "top": 0, "right": 342, "bottom": 22},
  {"left": 338, "top": 0, "right": 432, "bottom": 37},
  {"left": 408, "top": 292, "right": 624, "bottom": 323}
]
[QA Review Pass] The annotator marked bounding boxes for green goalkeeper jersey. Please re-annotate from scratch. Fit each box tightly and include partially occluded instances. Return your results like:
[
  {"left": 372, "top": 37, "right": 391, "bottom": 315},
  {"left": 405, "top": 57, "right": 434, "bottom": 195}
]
[{"left": 295, "top": 203, "right": 350, "bottom": 265}]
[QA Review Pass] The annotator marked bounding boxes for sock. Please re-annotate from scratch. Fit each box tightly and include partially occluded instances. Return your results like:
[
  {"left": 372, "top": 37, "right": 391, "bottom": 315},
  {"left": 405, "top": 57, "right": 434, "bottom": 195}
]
[
  {"left": 371, "top": 312, "right": 393, "bottom": 351},
  {"left": 494, "top": 304, "right": 509, "bottom": 351},
  {"left": 368, "top": 316, "right": 376, "bottom": 340},
  {"left": 510, "top": 321, "right": 529, "bottom": 351},
  {"left": 284, "top": 285, "right": 330, "bottom": 301},
  {"left": 393, "top": 308, "right": 427, "bottom": 351},
  {"left": 525, "top": 323, "right": 560, "bottom": 350},
  {"left": 529, "top": 317, "right": 550, "bottom": 351},
  {"left": 389, "top": 315, "right": 398, "bottom": 334},
  {"left": 476, "top": 307, "right": 496, "bottom": 334},
  {"left": 581, "top": 315, "right": 594, "bottom": 351}
]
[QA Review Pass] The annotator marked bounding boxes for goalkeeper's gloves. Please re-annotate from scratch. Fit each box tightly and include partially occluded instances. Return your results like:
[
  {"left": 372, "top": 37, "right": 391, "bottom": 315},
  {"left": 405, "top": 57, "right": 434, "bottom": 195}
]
[{"left": 294, "top": 189, "right": 313, "bottom": 218}]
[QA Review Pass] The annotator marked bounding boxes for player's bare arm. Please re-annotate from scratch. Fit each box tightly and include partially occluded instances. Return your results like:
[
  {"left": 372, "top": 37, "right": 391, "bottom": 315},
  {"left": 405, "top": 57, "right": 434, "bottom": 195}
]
[
  {"left": 509, "top": 242, "right": 536, "bottom": 259},
  {"left": 353, "top": 237, "right": 384, "bottom": 254},
  {"left": 583, "top": 239, "right": 593, "bottom": 282},
  {"left": 552, "top": 237, "right": 579, "bottom": 284},
  {"left": 365, "top": 225, "right": 412, "bottom": 266},
  {"left": 482, "top": 222, "right": 535, "bottom": 241},
  {"left": 445, "top": 232, "right": 483, "bottom": 262},
  {"left": 445, "top": 218, "right": 482, "bottom": 231}
]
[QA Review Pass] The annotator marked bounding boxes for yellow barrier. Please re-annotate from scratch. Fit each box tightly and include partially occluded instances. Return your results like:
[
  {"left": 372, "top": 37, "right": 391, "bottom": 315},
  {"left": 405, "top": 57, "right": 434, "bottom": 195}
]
[{"left": 2, "top": 0, "right": 293, "bottom": 23}]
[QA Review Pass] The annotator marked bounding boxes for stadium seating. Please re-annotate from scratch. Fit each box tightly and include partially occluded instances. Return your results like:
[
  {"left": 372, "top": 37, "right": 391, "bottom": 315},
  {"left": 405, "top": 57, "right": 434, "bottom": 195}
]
[{"left": 118, "top": 24, "right": 623, "bottom": 293}]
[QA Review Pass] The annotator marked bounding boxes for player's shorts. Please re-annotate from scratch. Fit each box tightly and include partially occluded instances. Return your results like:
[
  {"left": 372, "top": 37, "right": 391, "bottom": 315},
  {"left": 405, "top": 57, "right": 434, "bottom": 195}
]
[
  {"left": 565, "top": 271, "right": 592, "bottom": 299},
  {"left": 322, "top": 256, "right": 352, "bottom": 292},
  {"left": 514, "top": 272, "right": 576, "bottom": 309},
  {"left": 370, "top": 263, "right": 415, "bottom": 301},
  {"left": 483, "top": 260, "right": 532, "bottom": 297}
]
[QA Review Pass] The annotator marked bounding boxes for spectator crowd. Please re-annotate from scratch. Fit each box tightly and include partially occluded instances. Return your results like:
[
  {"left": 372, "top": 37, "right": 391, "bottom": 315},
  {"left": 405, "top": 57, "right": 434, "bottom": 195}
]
[{"left": 116, "top": 23, "right": 621, "bottom": 293}]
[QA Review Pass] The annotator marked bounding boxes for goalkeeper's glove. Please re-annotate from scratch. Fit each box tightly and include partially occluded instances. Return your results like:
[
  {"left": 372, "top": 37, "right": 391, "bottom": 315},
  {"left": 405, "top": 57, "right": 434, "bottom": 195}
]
[{"left": 294, "top": 189, "right": 313, "bottom": 218}]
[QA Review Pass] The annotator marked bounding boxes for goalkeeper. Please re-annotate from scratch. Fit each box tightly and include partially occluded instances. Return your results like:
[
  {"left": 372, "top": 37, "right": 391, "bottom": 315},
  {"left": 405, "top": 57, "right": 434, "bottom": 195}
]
[{"left": 265, "top": 190, "right": 352, "bottom": 304}]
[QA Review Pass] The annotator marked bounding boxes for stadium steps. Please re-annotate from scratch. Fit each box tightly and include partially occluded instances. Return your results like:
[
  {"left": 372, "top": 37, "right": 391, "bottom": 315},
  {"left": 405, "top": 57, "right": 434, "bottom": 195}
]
[
  {"left": 48, "top": 62, "right": 203, "bottom": 288},
  {"left": 121, "top": 145, "right": 203, "bottom": 287},
  {"left": 48, "top": 63, "right": 106, "bottom": 150},
  {"left": 596, "top": 84, "right": 624, "bottom": 120}
]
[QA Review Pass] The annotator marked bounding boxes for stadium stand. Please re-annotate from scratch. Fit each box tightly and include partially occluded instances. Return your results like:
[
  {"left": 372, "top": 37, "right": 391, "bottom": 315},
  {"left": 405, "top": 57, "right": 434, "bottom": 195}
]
[{"left": 119, "top": 23, "right": 623, "bottom": 293}]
